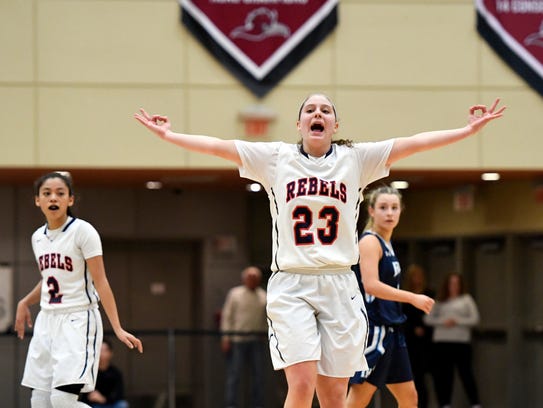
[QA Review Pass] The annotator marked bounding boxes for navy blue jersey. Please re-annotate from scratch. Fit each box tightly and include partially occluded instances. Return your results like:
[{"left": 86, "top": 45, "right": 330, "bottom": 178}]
[{"left": 353, "top": 231, "right": 406, "bottom": 326}]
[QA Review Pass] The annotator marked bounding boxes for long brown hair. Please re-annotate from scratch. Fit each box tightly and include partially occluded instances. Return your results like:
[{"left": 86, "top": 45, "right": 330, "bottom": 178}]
[
  {"left": 404, "top": 264, "right": 427, "bottom": 294},
  {"left": 437, "top": 272, "right": 467, "bottom": 301}
]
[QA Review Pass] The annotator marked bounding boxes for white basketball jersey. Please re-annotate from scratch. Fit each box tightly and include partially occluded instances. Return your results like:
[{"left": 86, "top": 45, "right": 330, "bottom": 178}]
[
  {"left": 236, "top": 140, "right": 393, "bottom": 272},
  {"left": 31, "top": 217, "right": 102, "bottom": 310}
]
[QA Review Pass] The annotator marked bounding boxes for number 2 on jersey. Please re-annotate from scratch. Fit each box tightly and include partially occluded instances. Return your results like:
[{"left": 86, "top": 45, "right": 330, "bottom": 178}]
[{"left": 47, "top": 276, "right": 63, "bottom": 304}]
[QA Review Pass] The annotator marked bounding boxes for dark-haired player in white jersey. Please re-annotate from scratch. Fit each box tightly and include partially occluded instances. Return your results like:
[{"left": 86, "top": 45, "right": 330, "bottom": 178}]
[
  {"left": 347, "top": 186, "right": 434, "bottom": 407},
  {"left": 134, "top": 94, "right": 504, "bottom": 408},
  {"left": 15, "top": 172, "right": 143, "bottom": 408}
]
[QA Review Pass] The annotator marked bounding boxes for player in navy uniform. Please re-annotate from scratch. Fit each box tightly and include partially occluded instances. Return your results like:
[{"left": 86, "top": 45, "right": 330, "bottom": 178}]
[
  {"left": 347, "top": 186, "right": 434, "bottom": 407},
  {"left": 135, "top": 94, "right": 504, "bottom": 408},
  {"left": 15, "top": 171, "right": 143, "bottom": 408}
]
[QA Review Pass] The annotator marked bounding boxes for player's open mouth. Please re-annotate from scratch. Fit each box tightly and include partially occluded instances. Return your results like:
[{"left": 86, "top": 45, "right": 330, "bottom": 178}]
[
  {"left": 310, "top": 123, "right": 324, "bottom": 132},
  {"left": 48, "top": 205, "right": 59, "bottom": 210}
]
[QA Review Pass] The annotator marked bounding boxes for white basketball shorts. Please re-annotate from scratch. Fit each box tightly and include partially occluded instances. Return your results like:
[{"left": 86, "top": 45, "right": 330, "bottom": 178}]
[
  {"left": 266, "top": 269, "right": 369, "bottom": 377},
  {"left": 21, "top": 306, "right": 103, "bottom": 393}
]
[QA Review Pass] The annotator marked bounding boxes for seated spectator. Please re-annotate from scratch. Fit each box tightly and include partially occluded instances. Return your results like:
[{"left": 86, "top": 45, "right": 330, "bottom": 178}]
[{"left": 80, "top": 338, "right": 129, "bottom": 408}]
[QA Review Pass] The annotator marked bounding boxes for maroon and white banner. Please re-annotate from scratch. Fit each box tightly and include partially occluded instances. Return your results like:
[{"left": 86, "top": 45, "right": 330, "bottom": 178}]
[
  {"left": 180, "top": 0, "right": 338, "bottom": 97},
  {"left": 476, "top": 0, "right": 543, "bottom": 97}
]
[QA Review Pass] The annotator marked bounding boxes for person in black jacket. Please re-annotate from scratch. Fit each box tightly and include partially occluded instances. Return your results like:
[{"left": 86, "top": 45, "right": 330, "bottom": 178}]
[
  {"left": 403, "top": 264, "right": 435, "bottom": 408},
  {"left": 81, "top": 338, "right": 129, "bottom": 408}
]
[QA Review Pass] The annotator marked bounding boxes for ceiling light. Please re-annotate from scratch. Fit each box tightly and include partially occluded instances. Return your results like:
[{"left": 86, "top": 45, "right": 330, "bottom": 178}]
[
  {"left": 145, "top": 181, "right": 163, "bottom": 190},
  {"left": 481, "top": 172, "right": 500, "bottom": 181},
  {"left": 390, "top": 180, "right": 409, "bottom": 190},
  {"left": 246, "top": 183, "right": 262, "bottom": 192}
]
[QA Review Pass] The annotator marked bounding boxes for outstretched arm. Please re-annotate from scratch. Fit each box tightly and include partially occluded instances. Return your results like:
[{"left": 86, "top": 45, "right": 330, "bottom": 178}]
[
  {"left": 134, "top": 108, "right": 242, "bottom": 166},
  {"left": 87, "top": 256, "right": 143, "bottom": 353},
  {"left": 387, "top": 98, "right": 506, "bottom": 166}
]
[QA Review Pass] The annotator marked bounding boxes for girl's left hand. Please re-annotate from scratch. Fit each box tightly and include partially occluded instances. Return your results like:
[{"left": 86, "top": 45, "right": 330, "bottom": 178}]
[
  {"left": 134, "top": 108, "right": 172, "bottom": 139},
  {"left": 116, "top": 329, "right": 143, "bottom": 353},
  {"left": 468, "top": 98, "right": 506, "bottom": 132}
]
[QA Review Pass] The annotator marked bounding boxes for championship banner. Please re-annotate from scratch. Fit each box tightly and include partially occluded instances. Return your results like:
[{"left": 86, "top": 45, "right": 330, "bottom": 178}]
[
  {"left": 476, "top": 0, "right": 543, "bottom": 97},
  {"left": 180, "top": 0, "right": 339, "bottom": 97}
]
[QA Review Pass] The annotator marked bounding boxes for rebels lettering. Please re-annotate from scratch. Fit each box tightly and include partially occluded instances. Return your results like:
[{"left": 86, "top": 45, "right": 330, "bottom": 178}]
[
  {"left": 39, "top": 253, "right": 73, "bottom": 272},
  {"left": 286, "top": 177, "right": 347, "bottom": 203}
]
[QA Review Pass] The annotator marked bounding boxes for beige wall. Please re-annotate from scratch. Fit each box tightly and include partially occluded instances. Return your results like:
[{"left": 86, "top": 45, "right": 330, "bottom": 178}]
[{"left": 1, "top": 0, "right": 542, "bottom": 170}]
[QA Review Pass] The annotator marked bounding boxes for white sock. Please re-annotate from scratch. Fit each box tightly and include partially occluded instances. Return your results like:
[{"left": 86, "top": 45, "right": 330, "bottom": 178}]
[
  {"left": 31, "top": 389, "right": 52, "bottom": 408},
  {"left": 50, "top": 389, "right": 90, "bottom": 408}
]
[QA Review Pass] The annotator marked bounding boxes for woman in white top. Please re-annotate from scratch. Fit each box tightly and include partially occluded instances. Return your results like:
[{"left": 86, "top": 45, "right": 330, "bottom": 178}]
[
  {"left": 135, "top": 94, "right": 504, "bottom": 408},
  {"left": 424, "top": 272, "right": 481, "bottom": 408}
]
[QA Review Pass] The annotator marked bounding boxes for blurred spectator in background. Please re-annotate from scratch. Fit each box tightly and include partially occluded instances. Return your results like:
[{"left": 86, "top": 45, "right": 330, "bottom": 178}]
[
  {"left": 81, "top": 338, "right": 129, "bottom": 408},
  {"left": 221, "top": 266, "right": 267, "bottom": 408},
  {"left": 424, "top": 272, "right": 481, "bottom": 408},
  {"left": 403, "top": 264, "right": 435, "bottom": 408}
]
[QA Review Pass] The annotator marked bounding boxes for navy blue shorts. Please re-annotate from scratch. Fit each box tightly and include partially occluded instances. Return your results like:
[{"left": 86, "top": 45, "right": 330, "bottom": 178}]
[{"left": 350, "top": 325, "right": 413, "bottom": 388}]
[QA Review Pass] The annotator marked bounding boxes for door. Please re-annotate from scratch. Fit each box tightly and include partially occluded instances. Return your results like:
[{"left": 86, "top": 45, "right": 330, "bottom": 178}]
[{"left": 102, "top": 240, "right": 202, "bottom": 404}]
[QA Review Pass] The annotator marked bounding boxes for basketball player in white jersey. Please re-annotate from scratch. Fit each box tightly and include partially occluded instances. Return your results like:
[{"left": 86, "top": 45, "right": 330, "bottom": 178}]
[
  {"left": 15, "top": 172, "right": 143, "bottom": 408},
  {"left": 134, "top": 94, "right": 504, "bottom": 408}
]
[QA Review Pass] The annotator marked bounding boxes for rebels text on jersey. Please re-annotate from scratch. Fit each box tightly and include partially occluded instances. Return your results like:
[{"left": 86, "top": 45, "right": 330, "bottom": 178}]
[
  {"left": 236, "top": 140, "right": 393, "bottom": 272},
  {"left": 32, "top": 217, "right": 103, "bottom": 310},
  {"left": 38, "top": 253, "right": 73, "bottom": 272},
  {"left": 286, "top": 177, "right": 347, "bottom": 204}
]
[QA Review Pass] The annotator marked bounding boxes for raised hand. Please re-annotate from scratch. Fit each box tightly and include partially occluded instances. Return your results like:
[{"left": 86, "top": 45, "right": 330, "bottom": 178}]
[
  {"left": 134, "top": 108, "right": 171, "bottom": 139},
  {"left": 468, "top": 98, "right": 506, "bottom": 133}
]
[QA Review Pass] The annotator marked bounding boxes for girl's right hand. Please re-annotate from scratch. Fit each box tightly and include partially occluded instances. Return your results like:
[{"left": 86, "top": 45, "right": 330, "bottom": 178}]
[
  {"left": 413, "top": 294, "right": 435, "bottom": 314},
  {"left": 14, "top": 300, "right": 32, "bottom": 340}
]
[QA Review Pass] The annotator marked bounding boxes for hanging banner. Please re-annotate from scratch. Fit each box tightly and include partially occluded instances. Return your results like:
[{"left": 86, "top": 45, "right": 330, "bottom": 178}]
[
  {"left": 476, "top": 0, "right": 543, "bottom": 97},
  {"left": 180, "top": 0, "right": 339, "bottom": 98},
  {"left": 0, "top": 265, "right": 13, "bottom": 332}
]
